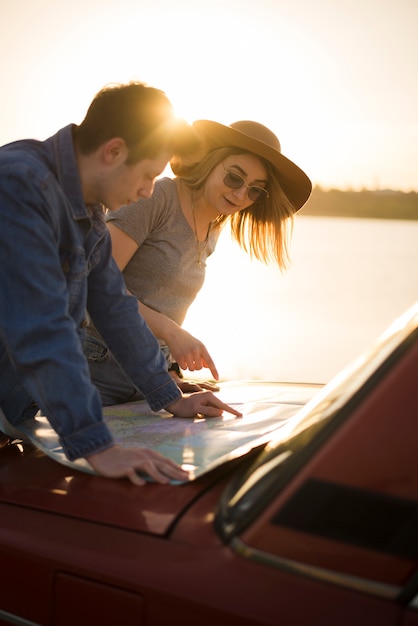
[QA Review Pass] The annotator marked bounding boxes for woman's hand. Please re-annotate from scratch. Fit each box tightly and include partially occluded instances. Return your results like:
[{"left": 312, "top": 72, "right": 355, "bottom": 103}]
[
  {"left": 134, "top": 299, "right": 219, "bottom": 381},
  {"left": 166, "top": 326, "right": 219, "bottom": 380},
  {"left": 166, "top": 390, "right": 242, "bottom": 419},
  {"left": 86, "top": 444, "right": 189, "bottom": 486}
]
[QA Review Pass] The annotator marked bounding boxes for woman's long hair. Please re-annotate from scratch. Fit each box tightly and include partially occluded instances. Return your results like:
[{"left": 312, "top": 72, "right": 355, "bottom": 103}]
[{"left": 171, "top": 146, "right": 295, "bottom": 269}]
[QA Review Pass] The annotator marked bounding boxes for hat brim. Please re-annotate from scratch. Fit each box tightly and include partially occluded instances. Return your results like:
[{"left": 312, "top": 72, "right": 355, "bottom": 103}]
[{"left": 191, "top": 120, "right": 312, "bottom": 211}]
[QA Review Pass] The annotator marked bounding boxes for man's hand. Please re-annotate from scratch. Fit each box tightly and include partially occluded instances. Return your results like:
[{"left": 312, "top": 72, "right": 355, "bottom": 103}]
[
  {"left": 177, "top": 379, "right": 221, "bottom": 393},
  {"left": 86, "top": 444, "right": 189, "bottom": 486},
  {"left": 166, "top": 390, "right": 242, "bottom": 419},
  {"left": 168, "top": 369, "right": 220, "bottom": 393}
]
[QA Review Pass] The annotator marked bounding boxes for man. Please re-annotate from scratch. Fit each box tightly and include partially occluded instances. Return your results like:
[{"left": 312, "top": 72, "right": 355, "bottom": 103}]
[{"left": 0, "top": 81, "right": 240, "bottom": 486}]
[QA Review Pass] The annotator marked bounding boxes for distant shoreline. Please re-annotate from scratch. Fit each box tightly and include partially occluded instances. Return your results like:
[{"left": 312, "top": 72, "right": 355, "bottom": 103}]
[{"left": 300, "top": 187, "right": 418, "bottom": 220}]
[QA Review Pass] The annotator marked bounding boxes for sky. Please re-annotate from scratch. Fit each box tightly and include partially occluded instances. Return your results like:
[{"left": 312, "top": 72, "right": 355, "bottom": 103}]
[{"left": 1, "top": 0, "right": 417, "bottom": 191}]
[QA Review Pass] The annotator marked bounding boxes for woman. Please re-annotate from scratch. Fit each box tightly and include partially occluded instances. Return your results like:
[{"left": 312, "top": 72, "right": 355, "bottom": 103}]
[{"left": 84, "top": 120, "right": 311, "bottom": 404}]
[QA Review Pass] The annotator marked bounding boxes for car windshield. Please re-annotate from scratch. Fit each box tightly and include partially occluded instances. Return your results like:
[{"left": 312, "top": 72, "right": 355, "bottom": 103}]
[{"left": 216, "top": 304, "right": 418, "bottom": 540}]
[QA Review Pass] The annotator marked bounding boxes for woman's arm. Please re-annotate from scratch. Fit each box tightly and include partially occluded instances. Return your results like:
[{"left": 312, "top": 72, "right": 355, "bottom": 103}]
[
  {"left": 107, "top": 223, "right": 189, "bottom": 342},
  {"left": 107, "top": 222, "right": 219, "bottom": 381},
  {"left": 107, "top": 222, "right": 139, "bottom": 271}
]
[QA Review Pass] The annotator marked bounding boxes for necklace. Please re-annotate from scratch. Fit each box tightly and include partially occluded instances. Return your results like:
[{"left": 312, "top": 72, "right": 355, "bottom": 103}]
[{"left": 191, "top": 203, "right": 211, "bottom": 269}]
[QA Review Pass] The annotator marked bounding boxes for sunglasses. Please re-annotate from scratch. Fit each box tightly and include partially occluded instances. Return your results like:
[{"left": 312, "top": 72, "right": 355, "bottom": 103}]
[{"left": 222, "top": 163, "right": 269, "bottom": 202}]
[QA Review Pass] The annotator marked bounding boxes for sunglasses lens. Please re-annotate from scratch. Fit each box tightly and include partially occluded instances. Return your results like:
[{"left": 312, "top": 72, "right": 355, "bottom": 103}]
[
  {"left": 224, "top": 171, "right": 244, "bottom": 190},
  {"left": 223, "top": 166, "right": 268, "bottom": 202},
  {"left": 248, "top": 187, "right": 268, "bottom": 202}
]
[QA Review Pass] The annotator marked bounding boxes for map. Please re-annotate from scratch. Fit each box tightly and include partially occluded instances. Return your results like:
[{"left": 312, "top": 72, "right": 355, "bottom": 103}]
[{"left": 15, "top": 380, "right": 322, "bottom": 483}]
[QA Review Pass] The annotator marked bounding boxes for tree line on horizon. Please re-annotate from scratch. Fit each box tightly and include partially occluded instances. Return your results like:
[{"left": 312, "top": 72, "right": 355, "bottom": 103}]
[{"left": 300, "top": 187, "right": 418, "bottom": 220}]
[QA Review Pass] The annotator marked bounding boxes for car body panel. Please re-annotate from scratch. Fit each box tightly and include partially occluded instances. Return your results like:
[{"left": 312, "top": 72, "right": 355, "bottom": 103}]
[
  {"left": 0, "top": 442, "right": 241, "bottom": 537},
  {"left": 239, "top": 338, "right": 418, "bottom": 586},
  {"left": 0, "top": 497, "right": 407, "bottom": 626}
]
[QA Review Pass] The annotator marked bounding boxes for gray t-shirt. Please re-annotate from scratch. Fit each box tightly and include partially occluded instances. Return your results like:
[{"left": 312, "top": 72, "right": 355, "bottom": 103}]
[{"left": 106, "top": 177, "right": 219, "bottom": 326}]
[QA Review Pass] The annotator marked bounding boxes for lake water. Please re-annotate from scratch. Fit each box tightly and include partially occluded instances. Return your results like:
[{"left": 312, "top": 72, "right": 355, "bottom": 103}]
[{"left": 183, "top": 216, "right": 418, "bottom": 384}]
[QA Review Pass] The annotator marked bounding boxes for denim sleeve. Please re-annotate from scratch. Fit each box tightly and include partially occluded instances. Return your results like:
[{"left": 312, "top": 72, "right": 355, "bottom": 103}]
[
  {"left": 86, "top": 232, "right": 182, "bottom": 412},
  {"left": 0, "top": 165, "right": 114, "bottom": 461}
]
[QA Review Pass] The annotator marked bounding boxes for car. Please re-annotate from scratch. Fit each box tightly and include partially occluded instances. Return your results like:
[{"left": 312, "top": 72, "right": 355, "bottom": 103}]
[{"left": 0, "top": 302, "right": 417, "bottom": 626}]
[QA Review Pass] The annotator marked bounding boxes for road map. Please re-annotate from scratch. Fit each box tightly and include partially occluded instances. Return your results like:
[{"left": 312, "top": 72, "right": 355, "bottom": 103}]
[{"left": 16, "top": 381, "right": 321, "bottom": 483}]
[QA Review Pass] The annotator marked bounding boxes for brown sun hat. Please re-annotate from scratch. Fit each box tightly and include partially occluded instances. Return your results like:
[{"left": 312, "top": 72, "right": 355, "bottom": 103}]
[{"left": 187, "top": 120, "right": 312, "bottom": 212}]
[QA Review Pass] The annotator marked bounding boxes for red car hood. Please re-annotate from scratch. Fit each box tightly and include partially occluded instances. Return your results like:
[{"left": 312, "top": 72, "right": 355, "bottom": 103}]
[{"left": 0, "top": 438, "right": 251, "bottom": 536}]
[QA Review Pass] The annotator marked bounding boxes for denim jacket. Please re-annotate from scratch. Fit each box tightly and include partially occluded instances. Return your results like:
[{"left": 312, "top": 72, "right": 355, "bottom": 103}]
[{"left": 0, "top": 125, "right": 181, "bottom": 461}]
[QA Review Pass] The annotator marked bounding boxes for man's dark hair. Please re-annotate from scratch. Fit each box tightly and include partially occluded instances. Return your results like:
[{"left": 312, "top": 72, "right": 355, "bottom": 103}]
[{"left": 73, "top": 82, "right": 197, "bottom": 163}]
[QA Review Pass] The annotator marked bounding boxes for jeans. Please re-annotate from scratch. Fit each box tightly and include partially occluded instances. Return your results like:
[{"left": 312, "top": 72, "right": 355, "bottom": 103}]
[
  {"left": 83, "top": 333, "right": 146, "bottom": 406},
  {"left": 84, "top": 333, "right": 175, "bottom": 406}
]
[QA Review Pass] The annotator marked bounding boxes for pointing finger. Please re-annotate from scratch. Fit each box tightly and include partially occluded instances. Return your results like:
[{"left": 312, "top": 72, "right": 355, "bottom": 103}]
[{"left": 200, "top": 395, "right": 242, "bottom": 417}]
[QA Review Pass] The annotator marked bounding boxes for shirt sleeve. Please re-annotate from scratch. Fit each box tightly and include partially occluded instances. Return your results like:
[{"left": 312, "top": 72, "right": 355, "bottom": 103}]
[{"left": 0, "top": 165, "right": 114, "bottom": 461}]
